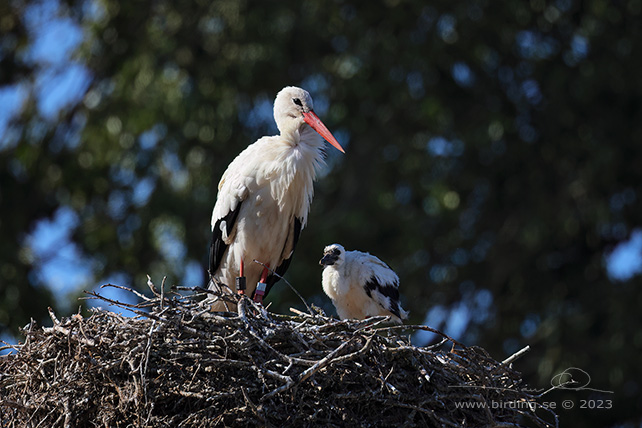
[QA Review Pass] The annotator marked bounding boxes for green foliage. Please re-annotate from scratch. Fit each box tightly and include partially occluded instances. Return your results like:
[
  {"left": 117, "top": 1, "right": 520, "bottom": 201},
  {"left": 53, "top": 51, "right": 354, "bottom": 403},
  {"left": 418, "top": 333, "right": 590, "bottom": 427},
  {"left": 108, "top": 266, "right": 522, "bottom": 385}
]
[{"left": 1, "top": 0, "right": 641, "bottom": 426}]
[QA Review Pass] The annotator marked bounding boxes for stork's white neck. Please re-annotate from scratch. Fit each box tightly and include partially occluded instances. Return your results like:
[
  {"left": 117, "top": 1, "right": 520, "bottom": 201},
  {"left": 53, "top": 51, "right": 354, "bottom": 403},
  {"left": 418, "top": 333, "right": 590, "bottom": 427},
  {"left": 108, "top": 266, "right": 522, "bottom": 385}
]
[
  {"left": 263, "top": 122, "right": 326, "bottom": 227},
  {"left": 278, "top": 120, "right": 324, "bottom": 152}
]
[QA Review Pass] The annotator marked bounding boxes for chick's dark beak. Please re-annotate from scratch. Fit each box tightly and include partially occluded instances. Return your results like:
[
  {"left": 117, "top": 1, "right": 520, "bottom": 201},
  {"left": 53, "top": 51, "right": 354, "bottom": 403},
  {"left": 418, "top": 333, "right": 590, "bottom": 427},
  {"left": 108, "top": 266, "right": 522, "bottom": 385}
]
[{"left": 319, "top": 253, "right": 338, "bottom": 266}]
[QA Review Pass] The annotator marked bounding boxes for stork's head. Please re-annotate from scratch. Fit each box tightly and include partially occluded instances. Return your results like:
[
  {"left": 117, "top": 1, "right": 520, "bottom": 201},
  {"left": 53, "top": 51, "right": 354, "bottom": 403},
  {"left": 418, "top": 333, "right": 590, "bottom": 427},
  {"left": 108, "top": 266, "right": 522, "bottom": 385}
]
[
  {"left": 273, "top": 86, "right": 345, "bottom": 153},
  {"left": 319, "top": 243, "right": 346, "bottom": 267}
]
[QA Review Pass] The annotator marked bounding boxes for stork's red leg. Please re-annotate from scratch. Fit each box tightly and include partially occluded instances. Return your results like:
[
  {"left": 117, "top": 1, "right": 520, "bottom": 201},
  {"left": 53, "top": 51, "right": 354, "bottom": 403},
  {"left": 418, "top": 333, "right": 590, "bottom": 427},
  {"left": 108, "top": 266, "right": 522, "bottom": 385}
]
[
  {"left": 253, "top": 264, "right": 270, "bottom": 304},
  {"left": 236, "top": 259, "right": 246, "bottom": 295}
]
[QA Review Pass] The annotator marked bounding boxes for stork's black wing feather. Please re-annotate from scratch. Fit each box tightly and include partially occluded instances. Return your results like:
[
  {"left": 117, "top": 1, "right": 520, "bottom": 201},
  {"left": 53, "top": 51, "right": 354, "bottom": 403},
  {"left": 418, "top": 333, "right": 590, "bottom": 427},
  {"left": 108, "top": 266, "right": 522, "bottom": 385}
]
[
  {"left": 264, "top": 217, "right": 302, "bottom": 297},
  {"left": 208, "top": 202, "right": 242, "bottom": 276}
]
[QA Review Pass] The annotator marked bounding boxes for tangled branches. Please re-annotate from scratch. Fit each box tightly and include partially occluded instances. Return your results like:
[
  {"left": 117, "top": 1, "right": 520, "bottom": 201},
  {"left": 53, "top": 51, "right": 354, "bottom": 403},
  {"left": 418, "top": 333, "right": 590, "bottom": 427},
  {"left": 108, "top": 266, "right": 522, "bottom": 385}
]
[{"left": 0, "top": 280, "right": 556, "bottom": 427}]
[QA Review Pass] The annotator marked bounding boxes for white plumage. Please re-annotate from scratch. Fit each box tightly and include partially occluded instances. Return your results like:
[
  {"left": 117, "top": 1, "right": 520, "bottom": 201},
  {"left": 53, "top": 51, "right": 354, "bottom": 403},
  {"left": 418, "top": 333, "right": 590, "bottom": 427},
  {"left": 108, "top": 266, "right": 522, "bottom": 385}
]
[
  {"left": 320, "top": 244, "right": 409, "bottom": 323},
  {"left": 208, "top": 86, "right": 344, "bottom": 310}
]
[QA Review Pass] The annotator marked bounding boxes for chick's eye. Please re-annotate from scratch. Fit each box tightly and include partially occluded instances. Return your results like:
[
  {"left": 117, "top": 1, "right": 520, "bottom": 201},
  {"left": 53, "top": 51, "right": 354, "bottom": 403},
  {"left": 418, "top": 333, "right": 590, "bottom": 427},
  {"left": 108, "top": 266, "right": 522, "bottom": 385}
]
[{"left": 292, "top": 98, "right": 303, "bottom": 107}]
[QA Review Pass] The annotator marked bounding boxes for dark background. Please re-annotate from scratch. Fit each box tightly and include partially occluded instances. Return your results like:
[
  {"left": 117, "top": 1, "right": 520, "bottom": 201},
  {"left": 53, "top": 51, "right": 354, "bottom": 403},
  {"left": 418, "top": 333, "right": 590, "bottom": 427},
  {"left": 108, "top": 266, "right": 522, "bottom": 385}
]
[{"left": 1, "top": 0, "right": 640, "bottom": 426}]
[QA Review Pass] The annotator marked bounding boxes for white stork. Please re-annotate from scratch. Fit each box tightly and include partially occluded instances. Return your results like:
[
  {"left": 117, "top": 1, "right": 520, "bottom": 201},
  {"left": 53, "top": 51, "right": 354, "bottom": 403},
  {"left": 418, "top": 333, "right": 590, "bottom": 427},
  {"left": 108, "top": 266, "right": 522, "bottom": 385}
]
[
  {"left": 208, "top": 86, "right": 344, "bottom": 310},
  {"left": 319, "top": 244, "right": 409, "bottom": 323}
]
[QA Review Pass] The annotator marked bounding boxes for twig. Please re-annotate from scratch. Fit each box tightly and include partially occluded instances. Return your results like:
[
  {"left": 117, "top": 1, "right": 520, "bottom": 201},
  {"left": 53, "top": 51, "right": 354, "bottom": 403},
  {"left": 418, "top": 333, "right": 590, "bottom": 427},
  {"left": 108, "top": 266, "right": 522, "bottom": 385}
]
[
  {"left": 289, "top": 307, "right": 311, "bottom": 317},
  {"left": 372, "top": 324, "right": 465, "bottom": 348},
  {"left": 160, "top": 276, "right": 166, "bottom": 309},
  {"left": 501, "top": 345, "right": 531, "bottom": 365},
  {"left": 252, "top": 259, "right": 314, "bottom": 315},
  {"left": 42, "top": 324, "right": 96, "bottom": 347},
  {"left": 0, "top": 341, "right": 20, "bottom": 353},
  {"left": 48, "top": 307, "right": 60, "bottom": 325},
  {"left": 102, "top": 283, "right": 152, "bottom": 301},
  {"left": 262, "top": 336, "right": 361, "bottom": 400}
]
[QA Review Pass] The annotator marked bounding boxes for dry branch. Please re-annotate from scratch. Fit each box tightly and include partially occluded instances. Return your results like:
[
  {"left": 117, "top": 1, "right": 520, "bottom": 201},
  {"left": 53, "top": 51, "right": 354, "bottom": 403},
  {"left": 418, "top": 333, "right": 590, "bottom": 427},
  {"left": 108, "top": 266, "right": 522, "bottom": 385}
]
[{"left": 0, "top": 281, "right": 557, "bottom": 427}]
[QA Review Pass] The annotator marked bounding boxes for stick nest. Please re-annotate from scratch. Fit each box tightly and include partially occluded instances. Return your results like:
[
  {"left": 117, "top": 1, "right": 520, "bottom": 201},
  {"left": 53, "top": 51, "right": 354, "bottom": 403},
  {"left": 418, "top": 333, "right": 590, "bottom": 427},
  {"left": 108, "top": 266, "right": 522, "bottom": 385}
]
[{"left": 1, "top": 280, "right": 555, "bottom": 427}]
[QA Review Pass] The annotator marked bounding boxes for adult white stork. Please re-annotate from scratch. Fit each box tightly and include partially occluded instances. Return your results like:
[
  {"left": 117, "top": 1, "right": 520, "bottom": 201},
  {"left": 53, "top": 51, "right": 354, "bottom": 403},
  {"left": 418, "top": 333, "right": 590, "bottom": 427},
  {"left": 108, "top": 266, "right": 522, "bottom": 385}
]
[
  {"left": 208, "top": 86, "right": 344, "bottom": 310},
  {"left": 319, "top": 244, "right": 409, "bottom": 323}
]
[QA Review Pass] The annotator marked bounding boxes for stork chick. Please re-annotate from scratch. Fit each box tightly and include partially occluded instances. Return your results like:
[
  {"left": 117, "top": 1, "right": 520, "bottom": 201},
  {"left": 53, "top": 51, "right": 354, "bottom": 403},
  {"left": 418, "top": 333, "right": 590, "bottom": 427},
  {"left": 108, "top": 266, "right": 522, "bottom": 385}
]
[
  {"left": 320, "top": 244, "right": 409, "bottom": 323},
  {"left": 208, "top": 86, "right": 344, "bottom": 310}
]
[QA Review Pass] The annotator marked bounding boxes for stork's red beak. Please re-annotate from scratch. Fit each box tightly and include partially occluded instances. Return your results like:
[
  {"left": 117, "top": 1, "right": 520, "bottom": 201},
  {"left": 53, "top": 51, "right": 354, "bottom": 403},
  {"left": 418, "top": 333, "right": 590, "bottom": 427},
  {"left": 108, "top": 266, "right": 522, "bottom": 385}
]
[{"left": 303, "top": 110, "right": 345, "bottom": 153}]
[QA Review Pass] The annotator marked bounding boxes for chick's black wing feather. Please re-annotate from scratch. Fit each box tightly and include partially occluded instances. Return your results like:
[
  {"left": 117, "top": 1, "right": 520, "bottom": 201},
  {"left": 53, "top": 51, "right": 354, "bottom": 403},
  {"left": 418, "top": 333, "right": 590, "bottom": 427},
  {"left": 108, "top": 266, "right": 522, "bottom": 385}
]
[{"left": 364, "top": 276, "right": 402, "bottom": 318}]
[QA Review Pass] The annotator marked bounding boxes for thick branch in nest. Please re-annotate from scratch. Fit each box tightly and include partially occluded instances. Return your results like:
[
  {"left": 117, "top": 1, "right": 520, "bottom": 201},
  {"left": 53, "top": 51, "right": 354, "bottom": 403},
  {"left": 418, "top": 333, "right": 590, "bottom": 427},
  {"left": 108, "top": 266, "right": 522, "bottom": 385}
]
[{"left": 0, "top": 281, "right": 557, "bottom": 427}]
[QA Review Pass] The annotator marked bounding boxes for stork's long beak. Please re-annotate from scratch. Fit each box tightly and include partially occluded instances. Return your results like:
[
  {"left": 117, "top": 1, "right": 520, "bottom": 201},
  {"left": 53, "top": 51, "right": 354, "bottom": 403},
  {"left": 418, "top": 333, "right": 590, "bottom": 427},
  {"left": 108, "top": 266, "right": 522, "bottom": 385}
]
[{"left": 303, "top": 110, "right": 345, "bottom": 153}]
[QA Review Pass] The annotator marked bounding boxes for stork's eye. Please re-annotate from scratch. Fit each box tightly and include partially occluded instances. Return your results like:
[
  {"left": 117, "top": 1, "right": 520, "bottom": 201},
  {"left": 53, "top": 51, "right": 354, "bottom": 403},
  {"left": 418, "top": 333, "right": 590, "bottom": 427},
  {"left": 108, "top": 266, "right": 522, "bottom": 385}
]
[{"left": 292, "top": 98, "right": 303, "bottom": 107}]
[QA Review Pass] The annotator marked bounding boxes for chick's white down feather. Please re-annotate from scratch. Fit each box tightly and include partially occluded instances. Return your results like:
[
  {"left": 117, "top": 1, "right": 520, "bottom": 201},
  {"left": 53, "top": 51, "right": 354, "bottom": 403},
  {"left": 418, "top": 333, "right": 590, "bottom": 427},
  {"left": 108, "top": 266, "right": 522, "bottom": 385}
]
[{"left": 320, "top": 244, "right": 409, "bottom": 323}]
